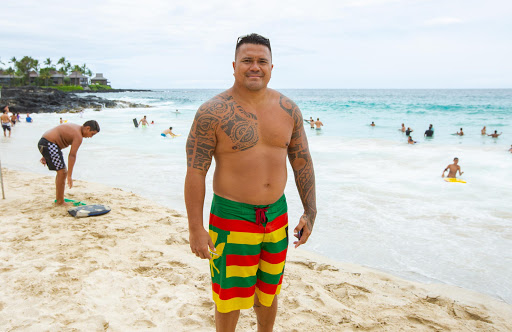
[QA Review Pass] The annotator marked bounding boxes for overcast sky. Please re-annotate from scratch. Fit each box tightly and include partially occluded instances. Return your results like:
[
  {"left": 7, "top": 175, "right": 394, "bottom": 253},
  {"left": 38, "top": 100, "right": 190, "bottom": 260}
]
[{"left": 1, "top": 0, "right": 511, "bottom": 89}]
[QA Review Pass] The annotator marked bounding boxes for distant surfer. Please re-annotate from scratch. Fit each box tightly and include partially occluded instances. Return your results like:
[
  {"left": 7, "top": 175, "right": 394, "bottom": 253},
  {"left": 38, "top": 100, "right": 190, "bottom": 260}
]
[
  {"left": 315, "top": 118, "right": 324, "bottom": 130},
  {"left": 370, "top": 121, "right": 375, "bottom": 127},
  {"left": 424, "top": 124, "right": 434, "bottom": 138},
  {"left": 407, "top": 136, "right": 417, "bottom": 144},
  {"left": 37, "top": 120, "right": 100, "bottom": 205},
  {"left": 400, "top": 123, "right": 406, "bottom": 132},
  {"left": 405, "top": 127, "right": 413, "bottom": 136},
  {"left": 481, "top": 126, "right": 486, "bottom": 135},
  {"left": 161, "top": 127, "right": 177, "bottom": 137},
  {"left": 455, "top": 128, "right": 464, "bottom": 136},
  {"left": 139, "top": 115, "right": 149, "bottom": 127},
  {"left": 442, "top": 157, "right": 463, "bottom": 179},
  {"left": 487, "top": 130, "right": 502, "bottom": 138}
]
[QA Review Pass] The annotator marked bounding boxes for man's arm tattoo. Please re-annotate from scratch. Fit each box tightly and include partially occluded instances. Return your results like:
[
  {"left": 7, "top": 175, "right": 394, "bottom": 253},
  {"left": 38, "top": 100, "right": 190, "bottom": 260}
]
[{"left": 280, "top": 95, "right": 317, "bottom": 229}]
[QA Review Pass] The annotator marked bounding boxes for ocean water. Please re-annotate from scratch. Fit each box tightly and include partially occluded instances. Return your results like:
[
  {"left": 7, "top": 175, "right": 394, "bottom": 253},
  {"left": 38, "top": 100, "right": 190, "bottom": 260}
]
[{"left": 1, "top": 89, "right": 511, "bottom": 304}]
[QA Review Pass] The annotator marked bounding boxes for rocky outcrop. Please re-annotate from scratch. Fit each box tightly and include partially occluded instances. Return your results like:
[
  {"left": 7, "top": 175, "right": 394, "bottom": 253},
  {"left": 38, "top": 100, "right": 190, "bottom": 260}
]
[{"left": 0, "top": 87, "right": 150, "bottom": 114}]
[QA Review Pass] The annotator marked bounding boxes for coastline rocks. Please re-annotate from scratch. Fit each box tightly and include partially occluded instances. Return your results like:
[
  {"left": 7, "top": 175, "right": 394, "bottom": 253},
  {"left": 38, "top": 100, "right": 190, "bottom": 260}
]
[{"left": 0, "top": 87, "right": 150, "bottom": 113}]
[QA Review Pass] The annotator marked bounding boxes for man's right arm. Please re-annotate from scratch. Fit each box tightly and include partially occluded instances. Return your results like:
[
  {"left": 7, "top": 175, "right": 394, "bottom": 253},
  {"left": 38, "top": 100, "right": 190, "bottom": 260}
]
[{"left": 184, "top": 101, "right": 219, "bottom": 260}]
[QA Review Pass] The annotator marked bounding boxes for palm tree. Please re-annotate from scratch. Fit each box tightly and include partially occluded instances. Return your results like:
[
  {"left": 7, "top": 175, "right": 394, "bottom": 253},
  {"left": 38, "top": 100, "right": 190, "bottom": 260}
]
[
  {"left": 42, "top": 58, "right": 54, "bottom": 86},
  {"left": 39, "top": 68, "right": 52, "bottom": 87},
  {"left": 57, "top": 57, "right": 70, "bottom": 76},
  {"left": 5, "top": 67, "right": 15, "bottom": 86}
]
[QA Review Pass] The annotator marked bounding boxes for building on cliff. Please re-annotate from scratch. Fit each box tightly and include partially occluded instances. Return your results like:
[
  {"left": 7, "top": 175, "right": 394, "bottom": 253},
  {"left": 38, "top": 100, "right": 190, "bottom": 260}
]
[
  {"left": 68, "top": 71, "right": 89, "bottom": 86},
  {"left": 91, "top": 73, "right": 110, "bottom": 86}
]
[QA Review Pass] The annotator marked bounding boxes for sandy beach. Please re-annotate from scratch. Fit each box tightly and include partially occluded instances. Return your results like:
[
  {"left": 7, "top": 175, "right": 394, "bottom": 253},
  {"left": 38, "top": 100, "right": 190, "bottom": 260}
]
[{"left": 1, "top": 168, "right": 511, "bottom": 331}]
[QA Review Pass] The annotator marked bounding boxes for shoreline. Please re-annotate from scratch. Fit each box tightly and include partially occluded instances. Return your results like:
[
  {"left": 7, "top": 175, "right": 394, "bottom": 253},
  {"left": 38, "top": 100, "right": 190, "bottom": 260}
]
[{"left": 1, "top": 168, "right": 511, "bottom": 330}]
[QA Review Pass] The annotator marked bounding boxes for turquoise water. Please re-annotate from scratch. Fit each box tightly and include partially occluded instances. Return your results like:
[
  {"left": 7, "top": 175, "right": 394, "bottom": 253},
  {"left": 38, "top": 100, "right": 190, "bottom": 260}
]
[{"left": 1, "top": 89, "right": 511, "bottom": 303}]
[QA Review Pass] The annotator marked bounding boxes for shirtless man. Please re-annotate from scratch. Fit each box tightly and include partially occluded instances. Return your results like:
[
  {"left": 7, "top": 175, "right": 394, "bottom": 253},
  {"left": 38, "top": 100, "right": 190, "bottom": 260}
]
[
  {"left": 442, "top": 157, "right": 464, "bottom": 178},
  {"left": 139, "top": 115, "right": 149, "bottom": 127},
  {"left": 456, "top": 128, "right": 464, "bottom": 136},
  {"left": 1, "top": 106, "right": 12, "bottom": 137},
  {"left": 509, "top": 145, "right": 512, "bottom": 153},
  {"left": 304, "top": 116, "right": 314, "bottom": 129},
  {"left": 161, "top": 127, "right": 177, "bottom": 137},
  {"left": 488, "top": 130, "right": 502, "bottom": 138},
  {"left": 315, "top": 117, "right": 324, "bottom": 129},
  {"left": 185, "top": 33, "right": 316, "bottom": 332},
  {"left": 400, "top": 123, "right": 406, "bottom": 132},
  {"left": 370, "top": 121, "right": 375, "bottom": 127},
  {"left": 10, "top": 112, "right": 17, "bottom": 126},
  {"left": 481, "top": 126, "right": 486, "bottom": 135},
  {"left": 37, "top": 120, "right": 100, "bottom": 205}
]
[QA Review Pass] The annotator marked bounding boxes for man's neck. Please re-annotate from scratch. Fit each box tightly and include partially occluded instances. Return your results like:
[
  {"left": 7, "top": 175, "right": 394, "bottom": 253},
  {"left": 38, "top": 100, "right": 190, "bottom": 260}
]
[{"left": 230, "top": 85, "right": 269, "bottom": 106}]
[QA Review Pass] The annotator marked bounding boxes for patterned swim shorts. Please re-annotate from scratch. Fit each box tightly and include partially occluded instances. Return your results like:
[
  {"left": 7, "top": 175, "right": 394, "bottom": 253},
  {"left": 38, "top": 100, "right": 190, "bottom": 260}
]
[
  {"left": 209, "top": 194, "right": 288, "bottom": 313},
  {"left": 38, "top": 137, "right": 66, "bottom": 171}
]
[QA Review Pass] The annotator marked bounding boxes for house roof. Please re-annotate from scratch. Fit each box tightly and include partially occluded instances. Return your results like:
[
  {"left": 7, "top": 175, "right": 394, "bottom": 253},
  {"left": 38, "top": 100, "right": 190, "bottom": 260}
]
[
  {"left": 92, "top": 73, "right": 106, "bottom": 79},
  {"left": 29, "top": 70, "right": 39, "bottom": 77},
  {"left": 68, "top": 71, "right": 87, "bottom": 78}
]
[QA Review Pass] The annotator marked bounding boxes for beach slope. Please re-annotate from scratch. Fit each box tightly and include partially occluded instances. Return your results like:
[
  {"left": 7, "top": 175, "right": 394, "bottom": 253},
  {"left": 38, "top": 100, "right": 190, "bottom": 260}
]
[{"left": 1, "top": 169, "right": 511, "bottom": 331}]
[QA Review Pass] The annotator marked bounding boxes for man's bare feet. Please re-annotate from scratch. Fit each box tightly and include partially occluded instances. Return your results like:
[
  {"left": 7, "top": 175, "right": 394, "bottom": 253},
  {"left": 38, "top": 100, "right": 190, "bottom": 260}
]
[{"left": 54, "top": 201, "right": 70, "bottom": 207}]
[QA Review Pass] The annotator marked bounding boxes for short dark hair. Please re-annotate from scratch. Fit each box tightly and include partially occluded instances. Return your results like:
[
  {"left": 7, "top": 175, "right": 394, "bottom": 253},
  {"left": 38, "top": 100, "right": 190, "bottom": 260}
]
[
  {"left": 1, "top": 105, "right": 7, "bottom": 112},
  {"left": 83, "top": 120, "right": 100, "bottom": 132},
  {"left": 235, "top": 33, "right": 271, "bottom": 58},
  {"left": 169, "top": 127, "right": 172, "bottom": 130}
]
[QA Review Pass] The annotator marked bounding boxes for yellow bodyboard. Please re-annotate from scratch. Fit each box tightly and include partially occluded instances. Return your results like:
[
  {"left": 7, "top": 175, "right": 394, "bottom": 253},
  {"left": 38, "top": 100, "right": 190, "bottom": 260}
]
[{"left": 444, "top": 178, "right": 466, "bottom": 183}]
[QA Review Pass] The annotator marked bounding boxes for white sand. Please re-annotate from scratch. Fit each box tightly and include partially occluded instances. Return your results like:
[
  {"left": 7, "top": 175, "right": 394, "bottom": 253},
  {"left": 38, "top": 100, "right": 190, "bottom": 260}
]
[{"left": 1, "top": 168, "right": 511, "bottom": 331}]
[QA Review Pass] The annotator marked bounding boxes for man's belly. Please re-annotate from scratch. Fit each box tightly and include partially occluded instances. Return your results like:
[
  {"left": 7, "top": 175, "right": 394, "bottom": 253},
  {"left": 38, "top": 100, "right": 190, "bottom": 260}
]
[{"left": 212, "top": 159, "right": 288, "bottom": 205}]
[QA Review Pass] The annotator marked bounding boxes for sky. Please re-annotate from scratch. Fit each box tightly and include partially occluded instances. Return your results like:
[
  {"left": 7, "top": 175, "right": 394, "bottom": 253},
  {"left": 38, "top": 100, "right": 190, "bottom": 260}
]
[{"left": 1, "top": 0, "right": 511, "bottom": 89}]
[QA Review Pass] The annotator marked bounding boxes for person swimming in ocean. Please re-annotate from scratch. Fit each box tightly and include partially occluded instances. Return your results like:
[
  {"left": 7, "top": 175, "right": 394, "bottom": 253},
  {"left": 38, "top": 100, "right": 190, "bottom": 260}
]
[
  {"left": 370, "top": 121, "right": 375, "bottom": 127},
  {"left": 139, "top": 115, "right": 149, "bottom": 127},
  {"left": 407, "top": 136, "right": 417, "bottom": 144},
  {"left": 442, "top": 157, "right": 463, "bottom": 179},
  {"left": 304, "top": 116, "right": 314, "bottom": 129},
  {"left": 481, "top": 126, "right": 486, "bottom": 135},
  {"left": 161, "top": 126, "right": 177, "bottom": 137},
  {"left": 455, "top": 128, "right": 464, "bottom": 136},
  {"left": 315, "top": 118, "right": 324, "bottom": 130},
  {"left": 488, "top": 130, "right": 502, "bottom": 138},
  {"left": 400, "top": 123, "right": 406, "bottom": 132},
  {"left": 405, "top": 127, "right": 413, "bottom": 136},
  {"left": 424, "top": 124, "right": 434, "bottom": 138}
]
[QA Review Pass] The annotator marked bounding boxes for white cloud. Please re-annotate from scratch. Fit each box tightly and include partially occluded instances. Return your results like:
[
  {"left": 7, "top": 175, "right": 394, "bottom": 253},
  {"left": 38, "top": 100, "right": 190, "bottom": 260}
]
[
  {"left": 1, "top": 0, "right": 511, "bottom": 88},
  {"left": 424, "top": 17, "right": 463, "bottom": 26}
]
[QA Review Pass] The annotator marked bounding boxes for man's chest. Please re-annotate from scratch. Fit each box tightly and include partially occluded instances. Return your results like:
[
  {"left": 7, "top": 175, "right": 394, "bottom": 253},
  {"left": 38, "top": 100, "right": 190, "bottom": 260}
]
[{"left": 216, "top": 107, "right": 293, "bottom": 152}]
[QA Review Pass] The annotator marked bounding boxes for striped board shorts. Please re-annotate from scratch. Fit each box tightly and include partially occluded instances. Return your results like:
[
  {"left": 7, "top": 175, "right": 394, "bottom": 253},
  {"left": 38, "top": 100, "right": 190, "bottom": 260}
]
[{"left": 209, "top": 194, "right": 288, "bottom": 313}]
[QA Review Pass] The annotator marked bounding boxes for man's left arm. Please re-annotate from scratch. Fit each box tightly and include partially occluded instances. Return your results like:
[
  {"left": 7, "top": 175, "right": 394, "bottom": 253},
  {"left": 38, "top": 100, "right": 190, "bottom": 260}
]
[
  {"left": 280, "top": 95, "right": 317, "bottom": 248},
  {"left": 67, "top": 138, "right": 82, "bottom": 188}
]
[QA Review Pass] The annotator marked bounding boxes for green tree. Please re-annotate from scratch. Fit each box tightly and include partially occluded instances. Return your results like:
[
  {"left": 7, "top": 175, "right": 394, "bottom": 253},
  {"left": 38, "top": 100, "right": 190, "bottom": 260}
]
[
  {"left": 57, "top": 57, "right": 70, "bottom": 76},
  {"left": 5, "top": 67, "right": 15, "bottom": 86},
  {"left": 40, "top": 67, "right": 52, "bottom": 87},
  {"left": 14, "top": 56, "right": 38, "bottom": 85},
  {"left": 41, "top": 58, "right": 55, "bottom": 86}
]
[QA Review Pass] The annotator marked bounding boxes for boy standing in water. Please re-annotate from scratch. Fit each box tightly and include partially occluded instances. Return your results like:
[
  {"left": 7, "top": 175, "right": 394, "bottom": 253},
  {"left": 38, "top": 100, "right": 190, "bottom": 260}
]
[
  {"left": 442, "top": 157, "right": 464, "bottom": 179},
  {"left": 38, "top": 120, "right": 100, "bottom": 205}
]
